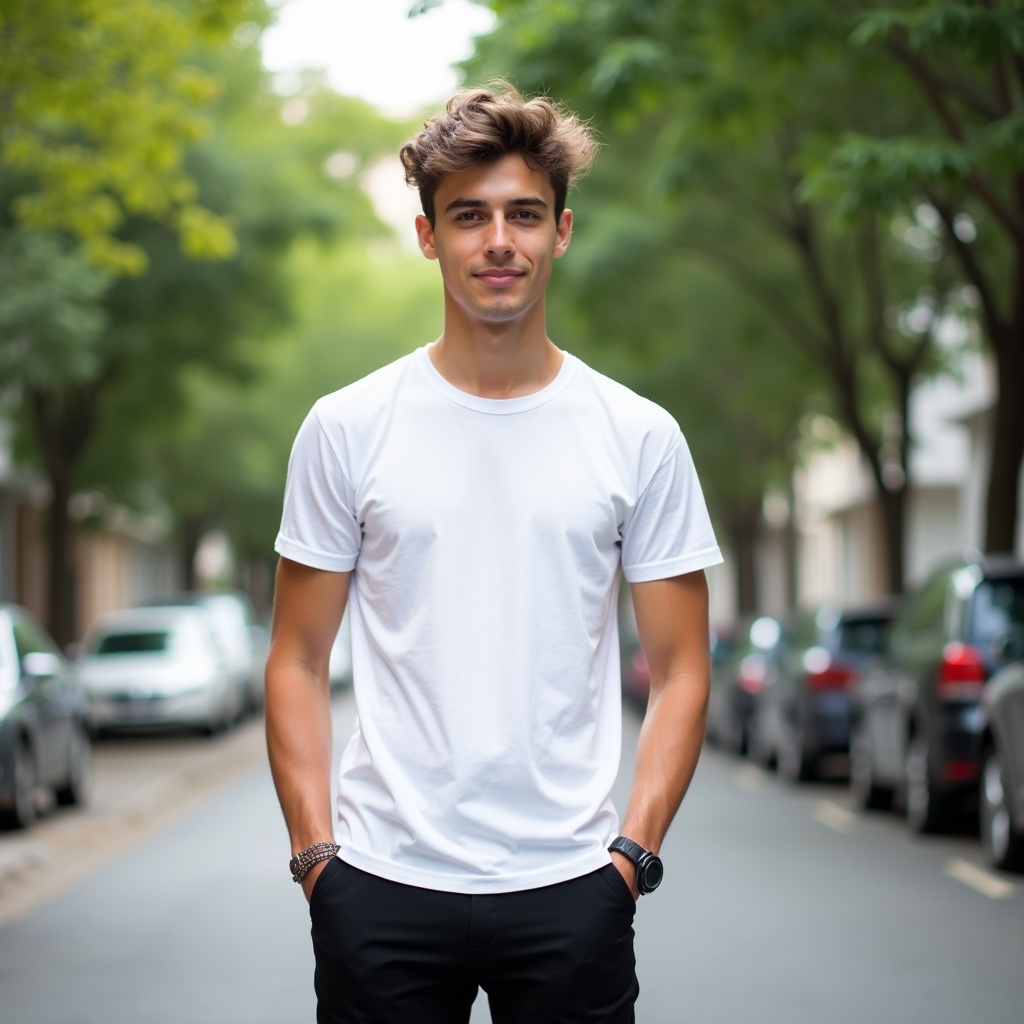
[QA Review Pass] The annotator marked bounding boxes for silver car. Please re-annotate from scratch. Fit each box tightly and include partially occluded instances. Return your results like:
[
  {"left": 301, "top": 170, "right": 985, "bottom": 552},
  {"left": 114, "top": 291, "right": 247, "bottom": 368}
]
[
  {"left": 0, "top": 604, "right": 91, "bottom": 829},
  {"left": 79, "top": 606, "right": 236, "bottom": 735}
]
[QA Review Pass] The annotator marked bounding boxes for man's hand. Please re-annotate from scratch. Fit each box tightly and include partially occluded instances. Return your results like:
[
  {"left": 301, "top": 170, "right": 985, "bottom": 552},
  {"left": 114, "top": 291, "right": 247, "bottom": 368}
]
[
  {"left": 301, "top": 856, "right": 333, "bottom": 903},
  {"left": 609, "top": 850, "right": 639, "bottom": 901}
]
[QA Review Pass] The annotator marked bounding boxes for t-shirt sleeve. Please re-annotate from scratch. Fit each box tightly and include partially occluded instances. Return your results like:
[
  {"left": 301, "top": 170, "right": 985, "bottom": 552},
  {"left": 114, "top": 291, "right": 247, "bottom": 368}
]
[
  {"left": 621, "top": 432, "right": 723, "bottom": 583},
  {"left": 274, "top": 406, "right": 360, "bottom": 572}
]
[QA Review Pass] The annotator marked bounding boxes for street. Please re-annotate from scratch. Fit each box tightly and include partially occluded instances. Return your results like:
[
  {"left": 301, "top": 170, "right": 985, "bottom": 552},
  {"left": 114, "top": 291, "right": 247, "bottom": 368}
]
[{"left": 1, "top": 690, "right": 1021, "bottom": 1024}]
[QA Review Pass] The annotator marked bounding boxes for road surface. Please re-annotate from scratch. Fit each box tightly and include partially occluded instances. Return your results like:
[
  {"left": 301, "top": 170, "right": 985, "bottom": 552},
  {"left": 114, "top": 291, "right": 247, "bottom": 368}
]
[{"left": 1, "top": 689, "right": 1021, "bottom": 1023}]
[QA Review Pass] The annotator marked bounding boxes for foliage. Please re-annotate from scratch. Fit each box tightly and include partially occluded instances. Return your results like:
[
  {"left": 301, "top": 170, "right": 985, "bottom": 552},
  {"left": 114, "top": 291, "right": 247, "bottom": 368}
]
[
  {"left": 0, "top": 0, "right": 250, "bottom": 274},
  {"left": 463, "top": 0, "right": 1022, "bottom": 595}
]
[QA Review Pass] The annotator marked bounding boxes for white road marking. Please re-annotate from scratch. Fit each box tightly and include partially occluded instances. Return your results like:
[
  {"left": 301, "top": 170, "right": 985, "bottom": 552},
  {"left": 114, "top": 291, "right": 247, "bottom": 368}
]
[
  {"left": 812, "top": 800, "right": 857, "bottom": 833},
  {"left": 944, "top": 858, "right": 1016, "bottom": 900},
  {"left": 733, "top": 764, "right": 767, "bottom": 792}
]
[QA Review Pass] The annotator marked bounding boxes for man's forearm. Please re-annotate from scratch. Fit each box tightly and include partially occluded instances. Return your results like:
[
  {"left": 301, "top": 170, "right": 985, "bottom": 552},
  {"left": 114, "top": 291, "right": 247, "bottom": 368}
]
[
  {"left": 617, "top": 669, "right": 708, "bottom": 853},
  {"left": 265, "top": 656, "right": 336, "bottom": 852}
]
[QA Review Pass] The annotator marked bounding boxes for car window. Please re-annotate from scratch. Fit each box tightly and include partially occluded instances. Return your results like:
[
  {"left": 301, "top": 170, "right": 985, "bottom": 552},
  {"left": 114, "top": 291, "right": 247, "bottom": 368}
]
[
  {"left": 95, "top": 631, "right": 170, "bottom": 655},
  {"left": 969, "top": 577, "right": 1024, "bottom": 659},
  {"left": 837, "top": 616, "right": 891, "bottom": 655}
]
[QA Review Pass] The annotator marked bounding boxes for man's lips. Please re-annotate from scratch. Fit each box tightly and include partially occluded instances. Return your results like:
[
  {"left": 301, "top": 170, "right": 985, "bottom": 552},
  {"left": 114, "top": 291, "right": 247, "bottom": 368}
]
[{"left": 475, "top": 268, "right": 525, "bottom": 285}]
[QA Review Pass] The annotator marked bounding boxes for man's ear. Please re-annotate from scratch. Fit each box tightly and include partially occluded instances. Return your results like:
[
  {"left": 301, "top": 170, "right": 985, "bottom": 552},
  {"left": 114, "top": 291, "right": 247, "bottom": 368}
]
[
  {"left": 554, "top": 209, "right": 573, "bottom": 258},
  {"left": 415, "top": 214, "right": 437, "bottom": 260}
]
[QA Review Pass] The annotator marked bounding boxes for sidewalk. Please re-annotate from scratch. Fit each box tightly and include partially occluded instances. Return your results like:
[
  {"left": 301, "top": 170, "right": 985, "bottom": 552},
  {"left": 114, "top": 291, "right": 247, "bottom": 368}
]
[{"left": 0, "top": 716, "right": 268, "bottom": 927}]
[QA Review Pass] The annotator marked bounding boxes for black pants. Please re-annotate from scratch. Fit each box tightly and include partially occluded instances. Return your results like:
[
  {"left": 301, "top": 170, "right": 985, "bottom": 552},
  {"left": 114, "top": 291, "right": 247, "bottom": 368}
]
[{"left": 309, "top": 858, "right": 639, "bottom": 1024}]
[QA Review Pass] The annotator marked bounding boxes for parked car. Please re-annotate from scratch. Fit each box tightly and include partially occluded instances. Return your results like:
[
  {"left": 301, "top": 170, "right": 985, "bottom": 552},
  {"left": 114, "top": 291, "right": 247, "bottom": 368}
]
[
  {"left": 706, "top": 615, "right": 784, "bottom": 755},
  {"left": 979, "top": 648, "right": 1024, "bottom": 872},
  {"left": 849, "top": 555, "right": 1024, "bottom": 833},
  {"left": 148, "top": 591, "right": 265, "bottom": 715},
  {"left": 0, "top": 604, "right": 91, "bottom": 829},
  {"left": 751, "top": 603, "right": 895, "bottom": 782},
  {"left": 79, "top": 606, "right": 237, "bottom": 735}
]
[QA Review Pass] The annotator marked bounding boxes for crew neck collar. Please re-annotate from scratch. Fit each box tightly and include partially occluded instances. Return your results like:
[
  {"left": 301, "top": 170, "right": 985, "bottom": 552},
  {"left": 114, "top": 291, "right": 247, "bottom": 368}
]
[{"left": 415, "top": 345, "right": 577, "bottom": 414}]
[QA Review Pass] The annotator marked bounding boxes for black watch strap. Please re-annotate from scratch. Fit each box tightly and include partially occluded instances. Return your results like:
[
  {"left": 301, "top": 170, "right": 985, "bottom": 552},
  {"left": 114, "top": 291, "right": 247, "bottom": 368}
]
[
  {"left": 608, "top": 836, "right": 647, "bottom": 863},
  {"left": 608, "top": 835, "right": 664, "bottom": 895}
]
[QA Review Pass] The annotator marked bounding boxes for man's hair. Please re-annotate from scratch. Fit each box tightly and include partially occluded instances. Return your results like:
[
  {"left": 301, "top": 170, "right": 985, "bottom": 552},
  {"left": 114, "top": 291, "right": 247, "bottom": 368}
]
[{"left": 399, "top": 82, "right": 598, "bottom": 225}]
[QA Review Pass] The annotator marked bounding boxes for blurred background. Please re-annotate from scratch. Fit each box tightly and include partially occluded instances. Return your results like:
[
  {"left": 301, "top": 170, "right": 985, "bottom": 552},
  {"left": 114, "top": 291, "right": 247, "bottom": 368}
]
[{"left": 1, "top": 2, "right": 1023, "bottom": 1022}]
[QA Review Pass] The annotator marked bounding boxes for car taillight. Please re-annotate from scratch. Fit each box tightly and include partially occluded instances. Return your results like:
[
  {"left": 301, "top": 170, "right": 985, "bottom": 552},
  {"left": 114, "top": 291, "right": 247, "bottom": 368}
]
[
  {"left": 807, "top": 664, "right": 855, "bottom": 690},
  {"left": 802, "top": 647, "right": 854, "bottom": 690},
  {"left": 937, "top": 642, "right": 987, "bottom": 699},
  {"left": 738, "top": 655, "right": 766, "bottom": 694}
]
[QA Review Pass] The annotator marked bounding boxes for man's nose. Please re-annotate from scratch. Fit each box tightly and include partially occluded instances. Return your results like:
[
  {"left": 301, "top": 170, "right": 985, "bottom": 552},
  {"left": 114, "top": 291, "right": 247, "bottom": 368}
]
[{"left": 485, "top": 216, "right": 515, "bottom": 257}]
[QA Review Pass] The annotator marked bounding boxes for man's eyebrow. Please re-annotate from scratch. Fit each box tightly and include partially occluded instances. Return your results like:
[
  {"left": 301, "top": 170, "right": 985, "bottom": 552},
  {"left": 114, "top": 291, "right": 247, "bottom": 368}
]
[{"left": 443, "top": 196, "right": 550, "bottom": 213}]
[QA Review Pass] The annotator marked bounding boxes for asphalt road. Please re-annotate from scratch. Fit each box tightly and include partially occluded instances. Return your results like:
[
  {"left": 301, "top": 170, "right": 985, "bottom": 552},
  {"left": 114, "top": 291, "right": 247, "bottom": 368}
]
[{"left": 1, "top": 689, "right": 1021, "bottom": 1024}]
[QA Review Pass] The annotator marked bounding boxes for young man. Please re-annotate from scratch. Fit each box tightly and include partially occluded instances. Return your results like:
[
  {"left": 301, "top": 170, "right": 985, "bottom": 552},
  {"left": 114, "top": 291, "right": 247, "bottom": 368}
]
[{"left": 266, "top": 84, "right": 722, "bottom": 1024}]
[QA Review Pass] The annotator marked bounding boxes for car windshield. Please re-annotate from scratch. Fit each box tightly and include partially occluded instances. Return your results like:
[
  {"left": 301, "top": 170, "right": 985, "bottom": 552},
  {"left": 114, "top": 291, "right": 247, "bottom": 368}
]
[
  {"left": 970, "top": 577, "right": 1024, "bottom": 656},
  {"left": 838, "top": 616, "right": 891, "bottom": 655},
  {"left": 94, "top": 631, "right": 170, "bottom": 655}
]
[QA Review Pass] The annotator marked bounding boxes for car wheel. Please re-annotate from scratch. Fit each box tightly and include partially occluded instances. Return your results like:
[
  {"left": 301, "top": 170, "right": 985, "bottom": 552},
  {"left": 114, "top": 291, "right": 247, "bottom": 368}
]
[
  {"left": 980, "top": 747, "right": 1024, "bottom": 872},
  {"left": 0, "top": 738, "right": 37, "bottom": 830},
  {"left": 849, "top": 726, "right": 891, "bottom": 811},
  {"left": 777, "top": 723, "right": 814, "bottom": 783},
  {"left": 905, "top": 734, "right": 946, "bottom": 834},
  {"left": 55, "top": 721, "right": 92, "bottom": 807}
]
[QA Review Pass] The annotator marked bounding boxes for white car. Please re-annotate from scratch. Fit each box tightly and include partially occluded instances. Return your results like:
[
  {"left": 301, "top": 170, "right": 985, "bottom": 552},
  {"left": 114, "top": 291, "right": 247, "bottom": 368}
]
[{"left": 79, "top": 606, "right": 237, "bottom": 735}]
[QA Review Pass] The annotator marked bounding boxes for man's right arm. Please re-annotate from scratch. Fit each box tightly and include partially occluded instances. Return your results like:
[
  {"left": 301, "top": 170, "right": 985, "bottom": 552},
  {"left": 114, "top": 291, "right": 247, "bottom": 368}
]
[{"left": 265, "top": 556, "right": 350, "bottom": 901}]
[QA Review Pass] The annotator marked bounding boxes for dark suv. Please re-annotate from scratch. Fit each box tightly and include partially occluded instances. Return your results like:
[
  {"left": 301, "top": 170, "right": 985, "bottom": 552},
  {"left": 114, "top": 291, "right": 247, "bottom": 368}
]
[{"left": 849, "top": 556, "right": 1024, "bottom": 833}]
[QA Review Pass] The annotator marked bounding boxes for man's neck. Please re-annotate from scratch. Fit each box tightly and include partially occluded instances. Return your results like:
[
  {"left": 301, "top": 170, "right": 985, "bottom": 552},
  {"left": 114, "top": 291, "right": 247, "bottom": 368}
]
[{"left": 428, "top": 309, "right": 563, "bottom": 400}]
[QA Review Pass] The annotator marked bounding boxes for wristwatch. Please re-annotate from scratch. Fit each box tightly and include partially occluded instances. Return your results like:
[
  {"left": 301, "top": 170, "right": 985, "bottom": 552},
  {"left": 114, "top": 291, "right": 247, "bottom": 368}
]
[{"left": 608, "top": 836, "right": 664, "bottom": 895}]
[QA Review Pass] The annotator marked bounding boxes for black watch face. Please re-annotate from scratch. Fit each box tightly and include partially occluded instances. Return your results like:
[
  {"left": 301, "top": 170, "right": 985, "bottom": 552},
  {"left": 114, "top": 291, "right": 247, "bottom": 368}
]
[{"left": 639, "top": 856, "right": 664, "bottom": 893}]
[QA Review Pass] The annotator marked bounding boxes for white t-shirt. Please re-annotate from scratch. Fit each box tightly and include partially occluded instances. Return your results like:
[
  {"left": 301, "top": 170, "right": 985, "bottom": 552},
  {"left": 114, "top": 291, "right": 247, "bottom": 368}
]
[{"left": 275, "top": 346, "right": 722, "bottom": 893}]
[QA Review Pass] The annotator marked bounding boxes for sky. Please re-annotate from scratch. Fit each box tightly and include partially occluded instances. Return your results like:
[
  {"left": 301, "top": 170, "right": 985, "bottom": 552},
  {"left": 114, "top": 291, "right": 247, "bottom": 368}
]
[{"left": 261, "top": 0, "right": 496, "bottom": 118}]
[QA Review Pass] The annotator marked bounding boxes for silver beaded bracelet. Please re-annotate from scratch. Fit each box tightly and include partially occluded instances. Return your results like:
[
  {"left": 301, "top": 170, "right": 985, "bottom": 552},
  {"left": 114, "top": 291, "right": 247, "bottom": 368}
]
[{"left": 289, "top": 841, "right": 340, "bottom": 883}]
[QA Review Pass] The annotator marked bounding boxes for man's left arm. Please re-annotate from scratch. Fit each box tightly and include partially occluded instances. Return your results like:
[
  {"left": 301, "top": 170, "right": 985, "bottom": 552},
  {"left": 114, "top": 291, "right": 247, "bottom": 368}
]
[{"left": 611, "top": 569, "right": 711, "bottom": 897}]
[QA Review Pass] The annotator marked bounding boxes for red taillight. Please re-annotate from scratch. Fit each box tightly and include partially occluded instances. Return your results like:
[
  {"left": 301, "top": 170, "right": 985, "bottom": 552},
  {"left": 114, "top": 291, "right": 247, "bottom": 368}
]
[
  {"left": 937, "top": 642, "right": 986, "bottom": 699},
  {"left": 738, "top": 655, "right": 766, "bottom": 694},
  {"left": 943, "top": 760, "right": 979, "bottom": 782},
  {"left": 803, "top": 647, "right": 854, "bottom": 690},
  {"left": 807, "top": 665, "right": 855, "bottom": 690}
]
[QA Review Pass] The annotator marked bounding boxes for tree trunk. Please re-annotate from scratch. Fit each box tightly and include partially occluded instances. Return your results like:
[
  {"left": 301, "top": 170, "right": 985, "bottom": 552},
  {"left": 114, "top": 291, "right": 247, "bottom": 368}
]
[
  {"left": 983, "top": 247, "right": 1024, "bottom": 555},
  {"left": 29, "top": 387, "right": 99, "bottom": 647},
  {"left": 725, "top": 501, "right": 762, "bottom": 616},
  {"left": 180, "top": 516, "right": 208, "bottom": 592},
  {"left": 46, "top": 470, "right": 75, "bottom": 648},
  {"left": 878, "top": 484, "right": 906, "bottom": 597}
]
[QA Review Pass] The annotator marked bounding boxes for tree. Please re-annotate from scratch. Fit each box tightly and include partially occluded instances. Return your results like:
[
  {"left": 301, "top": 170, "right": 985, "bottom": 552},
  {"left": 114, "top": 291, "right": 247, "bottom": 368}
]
[
  {"left": 464, "top": 0, "right": 976, "bottom": 594},
  {"left": 0, "top": 0, "right": 246, "bottom": 273},
  {"left": 804, "top": 1, "right": 1024, "bottom": 555},
  {"left": 0, "top": 4, "right": 334, "bottom": 643}
]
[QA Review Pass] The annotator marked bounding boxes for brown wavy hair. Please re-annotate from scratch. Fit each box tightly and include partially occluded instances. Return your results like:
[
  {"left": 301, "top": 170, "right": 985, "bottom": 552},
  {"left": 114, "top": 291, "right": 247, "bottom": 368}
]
[{"left": 400, "top": 81, "right": 598, "bottom": 225}]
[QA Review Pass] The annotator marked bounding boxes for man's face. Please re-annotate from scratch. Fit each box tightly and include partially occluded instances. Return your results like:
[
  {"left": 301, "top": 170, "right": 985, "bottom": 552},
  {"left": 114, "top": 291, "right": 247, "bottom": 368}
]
[{"left": 415, "top": 153, "right": 572, "bottom": 328}]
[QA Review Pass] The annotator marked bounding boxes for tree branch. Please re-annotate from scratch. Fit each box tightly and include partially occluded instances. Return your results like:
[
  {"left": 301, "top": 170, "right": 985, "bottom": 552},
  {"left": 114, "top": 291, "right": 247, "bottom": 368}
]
[
  {"left": 927, "top": 191, "right": 1009, "bottom": 350},
  {"left": 887, "top": 35, "right": 1024, "bottom": 241}
]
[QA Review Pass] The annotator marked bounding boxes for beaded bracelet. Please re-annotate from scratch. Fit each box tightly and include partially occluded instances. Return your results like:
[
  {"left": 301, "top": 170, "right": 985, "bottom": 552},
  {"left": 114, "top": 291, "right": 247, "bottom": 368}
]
[{"left": 290, "top": 841, "right": 340, "bottom": 883}]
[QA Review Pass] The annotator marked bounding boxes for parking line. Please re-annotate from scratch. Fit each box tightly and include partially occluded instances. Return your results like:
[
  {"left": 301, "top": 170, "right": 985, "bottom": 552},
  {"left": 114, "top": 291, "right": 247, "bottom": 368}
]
[
  {"left": 812, "top": 800, "right": 857, "bottom": 833},
  {"left": 944, "top": 858, "right": 1016, "bottom": 900}
]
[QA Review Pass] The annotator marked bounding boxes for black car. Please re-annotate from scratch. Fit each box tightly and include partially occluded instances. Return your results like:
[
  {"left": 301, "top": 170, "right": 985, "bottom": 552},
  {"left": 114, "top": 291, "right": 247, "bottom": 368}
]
[
  {"left": 980, "top": 651, "right": 1024, "bottom": 871},
  {"left": 751, "top": 603, "right": 894, "bottom": 782},
  {"left": 0, "top": 604, "right": 91, "bottom": 829},
  {"left": 850, "top": 556, "right": 1024, "bottom": 833},
  {"left": 706, "top": 615, "right": 784, "bottom": 755}
]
